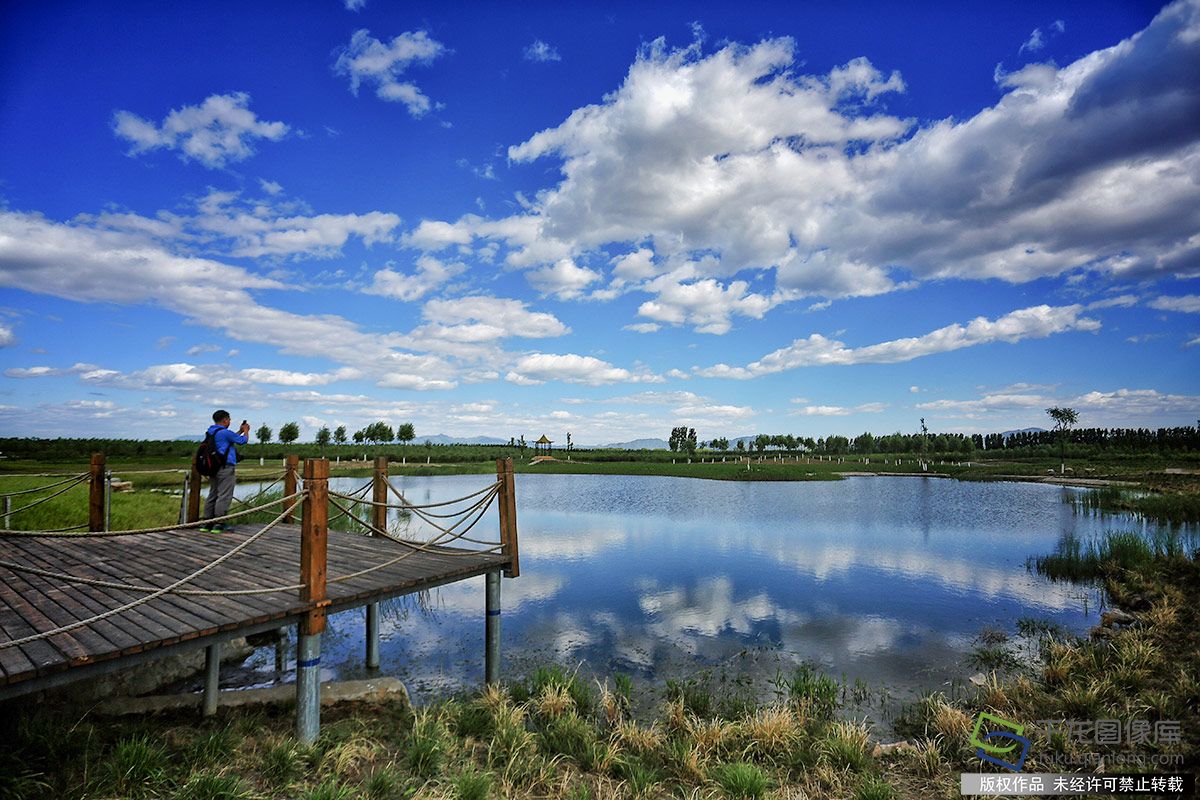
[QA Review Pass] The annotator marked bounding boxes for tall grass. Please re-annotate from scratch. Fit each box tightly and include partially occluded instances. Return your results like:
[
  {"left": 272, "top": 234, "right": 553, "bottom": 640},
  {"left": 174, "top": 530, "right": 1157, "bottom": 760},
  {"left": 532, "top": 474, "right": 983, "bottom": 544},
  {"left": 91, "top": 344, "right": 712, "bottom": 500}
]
[
  {"left": 1032, "top": 530, "right": 1184, "bottom": 581},
  {"left": 1072, "top": 485, "right": 1200, "bottom": 523}
]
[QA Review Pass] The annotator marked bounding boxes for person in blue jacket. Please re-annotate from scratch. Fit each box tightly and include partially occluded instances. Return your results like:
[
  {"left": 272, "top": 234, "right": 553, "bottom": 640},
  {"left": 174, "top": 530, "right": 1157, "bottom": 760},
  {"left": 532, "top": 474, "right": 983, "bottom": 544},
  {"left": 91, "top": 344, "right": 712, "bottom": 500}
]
[{"left": 201, "top": 409, "right": 250, "bottom": 533}]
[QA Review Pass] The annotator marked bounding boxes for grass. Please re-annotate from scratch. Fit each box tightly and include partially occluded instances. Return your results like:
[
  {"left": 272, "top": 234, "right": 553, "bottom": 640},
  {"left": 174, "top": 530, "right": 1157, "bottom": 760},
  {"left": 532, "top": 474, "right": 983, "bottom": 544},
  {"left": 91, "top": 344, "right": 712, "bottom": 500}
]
[
  {"left": 710, "top": 762, "right": 771, "bottom": 798},
  {"left": 1072, "top": 484, "right": 1200, "bottom": 523},
  {"left": 1031, "top": 530, "right": 1185, "bottom": 581}
]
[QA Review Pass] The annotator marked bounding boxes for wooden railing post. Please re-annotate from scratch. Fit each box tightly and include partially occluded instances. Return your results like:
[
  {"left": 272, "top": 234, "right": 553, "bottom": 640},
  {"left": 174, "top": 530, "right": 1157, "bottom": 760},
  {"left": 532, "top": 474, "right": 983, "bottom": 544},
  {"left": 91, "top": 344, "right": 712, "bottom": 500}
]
[
  {"left": 300, "top": 458, "right": 329, "bottom": 628},
  {"left": 283, "top": 454, "right": 299, "bottom": 524},
  {"left": 187, "top": 454, "right": 202, "bottom": 523},
  {"left": 495, "top": 458, "right": 519, "bottom": 578},
  {"left": 372, "top": 456, "right": 388, "bottom": 535},
  {"left": 296, "top": 457, "right": 328, "bottom": 743},
  {"left": 88, "top": 453, "right": 106, "bottom": 532}
]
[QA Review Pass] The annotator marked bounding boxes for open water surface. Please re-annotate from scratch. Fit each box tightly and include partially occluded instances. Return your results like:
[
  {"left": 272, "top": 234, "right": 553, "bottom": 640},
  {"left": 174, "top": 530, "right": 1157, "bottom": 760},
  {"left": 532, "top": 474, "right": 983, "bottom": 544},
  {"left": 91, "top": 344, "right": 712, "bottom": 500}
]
[{"left": 227, "top": 473, "right": 1194, "bottom": 709}]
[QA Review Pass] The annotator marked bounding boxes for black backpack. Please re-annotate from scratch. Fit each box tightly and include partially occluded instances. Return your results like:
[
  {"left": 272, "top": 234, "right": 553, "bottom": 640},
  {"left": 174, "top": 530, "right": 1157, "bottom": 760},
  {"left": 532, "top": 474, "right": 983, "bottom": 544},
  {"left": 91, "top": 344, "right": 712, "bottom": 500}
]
[{"left": 196, "top": 430, "right": 227, "bottom": 477}]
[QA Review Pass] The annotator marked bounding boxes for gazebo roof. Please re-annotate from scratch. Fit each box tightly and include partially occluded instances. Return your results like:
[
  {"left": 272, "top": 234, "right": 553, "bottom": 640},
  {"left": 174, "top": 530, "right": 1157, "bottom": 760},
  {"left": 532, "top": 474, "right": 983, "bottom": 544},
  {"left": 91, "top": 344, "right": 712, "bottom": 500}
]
[{"left": 535, "top": 434, "right": 553, "bottom": 444}]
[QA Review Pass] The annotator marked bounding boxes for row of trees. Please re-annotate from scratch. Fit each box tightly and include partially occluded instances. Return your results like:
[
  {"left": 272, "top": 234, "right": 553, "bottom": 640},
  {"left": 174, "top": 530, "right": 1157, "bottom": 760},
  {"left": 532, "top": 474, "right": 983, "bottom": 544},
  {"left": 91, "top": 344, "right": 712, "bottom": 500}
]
[{"left": 252, "top": 421, "right": 417, "bottom": 449}]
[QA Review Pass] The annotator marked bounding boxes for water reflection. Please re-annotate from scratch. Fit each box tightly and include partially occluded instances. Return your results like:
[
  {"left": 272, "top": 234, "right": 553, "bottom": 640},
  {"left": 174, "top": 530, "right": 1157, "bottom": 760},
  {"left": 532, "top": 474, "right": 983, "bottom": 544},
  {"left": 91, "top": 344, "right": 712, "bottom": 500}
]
[{"left": 234, "top": 474, "right": 1193, "bottom": 705}]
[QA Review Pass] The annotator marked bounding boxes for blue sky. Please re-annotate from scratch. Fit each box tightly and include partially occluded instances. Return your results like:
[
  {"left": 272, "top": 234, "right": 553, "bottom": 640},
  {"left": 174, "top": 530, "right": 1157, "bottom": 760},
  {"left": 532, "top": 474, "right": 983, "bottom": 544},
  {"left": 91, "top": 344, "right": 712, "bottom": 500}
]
[{"left": 1, "top": 0, "right": 1197, "bottom": 444}]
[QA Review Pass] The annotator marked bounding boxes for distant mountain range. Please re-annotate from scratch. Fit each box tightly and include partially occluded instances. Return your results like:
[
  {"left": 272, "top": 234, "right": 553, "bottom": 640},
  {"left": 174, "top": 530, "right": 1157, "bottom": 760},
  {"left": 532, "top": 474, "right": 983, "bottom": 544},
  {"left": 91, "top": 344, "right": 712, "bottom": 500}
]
[
  {"left": 420, "top": 434, "right": 510, "bottom": 446},
  {"left": 1000, "top": 427, "right": 1047, "bottom": 438},
  {"left": 593, "top": 438, "right": 669, "bottom": 450}
]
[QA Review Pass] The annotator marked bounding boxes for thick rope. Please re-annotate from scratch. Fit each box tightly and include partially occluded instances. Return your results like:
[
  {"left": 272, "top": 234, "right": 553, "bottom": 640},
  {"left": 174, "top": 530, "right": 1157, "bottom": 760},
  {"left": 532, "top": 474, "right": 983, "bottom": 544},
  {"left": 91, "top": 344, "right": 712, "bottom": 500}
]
[
  {"left": 382, "top": 479, "right": 505, "bottom": 545},
  {"left": 329, "top": 479, "right": 501, "bottom": 511},
  {"left": 0, "top": 473, "right": 89, "bottom": 497},
  {"left": 0, "top": 502, "right": 297, "bottom": 650},
  {"left": 0, "top": 555, "right": 305, "bottom": 597},
  {"left": 0, "top": 490, "right": 304, "bottom": 537},
  {"left": 328, "top": 486, "right": 502, "bottom": 556},
  {"left": 0, "top": 472, "right": 90, "bottom": 479},
  {"left": 325, "top": 492, "right": 503, "bottom": 583},
  {"left": 1, "top": 475, "right": 90, "bottom": 518}
]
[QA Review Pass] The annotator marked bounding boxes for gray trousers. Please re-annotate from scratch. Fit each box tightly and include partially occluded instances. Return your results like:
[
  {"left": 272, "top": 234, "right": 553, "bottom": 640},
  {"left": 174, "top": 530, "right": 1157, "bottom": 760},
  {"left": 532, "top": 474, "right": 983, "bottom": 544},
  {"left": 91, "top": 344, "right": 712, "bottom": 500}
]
[{"left": 204, "top": 464, "right": 237, "bottom": 520}]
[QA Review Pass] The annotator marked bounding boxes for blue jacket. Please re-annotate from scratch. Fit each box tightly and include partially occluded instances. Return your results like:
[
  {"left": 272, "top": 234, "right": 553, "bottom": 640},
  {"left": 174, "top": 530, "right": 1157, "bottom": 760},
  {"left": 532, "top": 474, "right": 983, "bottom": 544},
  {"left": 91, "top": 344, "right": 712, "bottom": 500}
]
[{"left": 207, "top": 424, "right": 248, "bottom": 466}]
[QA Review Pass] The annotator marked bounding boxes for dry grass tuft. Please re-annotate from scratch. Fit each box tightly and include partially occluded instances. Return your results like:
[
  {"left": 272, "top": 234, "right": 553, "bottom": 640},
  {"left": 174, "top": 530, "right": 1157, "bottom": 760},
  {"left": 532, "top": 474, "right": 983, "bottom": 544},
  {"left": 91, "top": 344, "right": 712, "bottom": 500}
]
[{"left": 537, "top": 684, "right": 576, "bottom": 720}]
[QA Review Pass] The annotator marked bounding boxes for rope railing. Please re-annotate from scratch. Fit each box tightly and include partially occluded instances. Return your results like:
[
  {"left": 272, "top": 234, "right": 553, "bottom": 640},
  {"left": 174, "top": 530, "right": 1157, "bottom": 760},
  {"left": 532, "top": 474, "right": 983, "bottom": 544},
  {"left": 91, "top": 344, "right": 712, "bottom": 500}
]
[
  {"left": 0, "top": 490, "right": 305, "bottom": 537},
  {"left": 0, "top": 501, "right": 299, "bottom": 651},
  {"left": 328, "top": 483, "right": 502, "bottom": 553},
  {"left": 0, "top": 473, "right": 89, "bottom": 497},
  {"left": 330, "top": 479, "right": 501, "bottom": 511},
  {"left": 324, "top": 490, "right": 503, "bottom": 583},
  {"left": 1, "top": 474, "right": 90, "bottom": 518},
  {"left": 385, "top": 479, "right": 505, "bottom": 546}
]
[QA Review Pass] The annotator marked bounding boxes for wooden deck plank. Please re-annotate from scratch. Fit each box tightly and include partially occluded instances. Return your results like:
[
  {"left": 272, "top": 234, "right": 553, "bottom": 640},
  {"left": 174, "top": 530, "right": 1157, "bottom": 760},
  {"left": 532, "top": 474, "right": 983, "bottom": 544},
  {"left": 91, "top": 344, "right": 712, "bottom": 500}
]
[{"left": 0, "top": 522, "right": 510, "bottom": 690}]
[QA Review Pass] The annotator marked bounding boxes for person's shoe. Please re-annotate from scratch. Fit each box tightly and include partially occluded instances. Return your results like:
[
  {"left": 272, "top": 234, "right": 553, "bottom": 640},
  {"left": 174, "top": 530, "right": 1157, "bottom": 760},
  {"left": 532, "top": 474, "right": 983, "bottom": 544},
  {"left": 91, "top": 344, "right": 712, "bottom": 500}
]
[{"left": 197, "top": 523, "right": 213, "bottom": 533}]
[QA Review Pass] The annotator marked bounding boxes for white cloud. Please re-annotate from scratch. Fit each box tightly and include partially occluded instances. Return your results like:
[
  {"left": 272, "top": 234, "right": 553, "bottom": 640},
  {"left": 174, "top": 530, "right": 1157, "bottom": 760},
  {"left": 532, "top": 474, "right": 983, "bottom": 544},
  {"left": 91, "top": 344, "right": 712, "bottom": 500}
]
[
  {"left": 696, "top": 304, "right": 1099, "bottom": 379},
  {"left": 909, "top": 385, "right": 920, "bottom": 393},
  {"left": 505, "top": 353, "right": 658, "bottom": 386},
  {"left": 366, "top": 255, "right": 467, "bottom": 302},
  {"left": 524, "top": 39, "right": 561, "bottom": 62},
  {"left": 919, "top": 386, "right": 1200, "bottom": 425},
  {"left": 1149, "top": 294, "right": 1200, "bottom": 313},
  {"left": 0, "top": 323, "right": 14, "bottom": 347},
  {"left": 623, "top": 322, "right": 661, "bottom": 333},
  {"left": 1019, "top": 19, "right": 1065, "bottom": 54},
  {"left": 527, "top": 258, "right": 600, "bottom": 299},
  {"left": 259, "top": 179, "right": 283, "bottom": 195},
  {"left": 344, "top": 0, "right": 366, "bottom": 10},
  {"left": 792, "top": 402, "right": 887, "bottom": 416},
  {"left": 333, "top": 29, "right": 446, "bottom": 117},
  {"left": 0, "top": 210, "right": 457, "bottom": 391},
  {"left": 186, "top": 343, "right": 222, "bottom": 355},
  {"left": 406, "top": 3, "right": 1200, "bottom": 324},
  {"left": 417, "top": 296, "right": 569, "bottom": 343},
  {"left": 83, "top": 189, "right": 401, "bottom": 259},
  {"left": 638, "top": 273, "right": 775, "bottom": 334},
  {"left": 240, "top": 367, "right": 361, "bottom": 387},
  {"left": 112, "top": 92, "right": 288, "bottom": 168}
]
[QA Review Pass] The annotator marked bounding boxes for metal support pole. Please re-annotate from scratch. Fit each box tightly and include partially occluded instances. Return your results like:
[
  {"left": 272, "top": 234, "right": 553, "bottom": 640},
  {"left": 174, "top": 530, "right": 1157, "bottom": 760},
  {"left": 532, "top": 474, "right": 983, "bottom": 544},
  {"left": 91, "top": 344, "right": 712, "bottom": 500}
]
[
  {"left": 296, "top": 631, "right": 321, "bottom": 744},
  {"left": 485, "top": 571, "right": 501, "bottom": 685},
  {"left": 104, "top": 469, "right": 112, "bottom": 532},
  {"left": 366, "top": 603, "right": 380, "bottom": 670},
  {"left": 274, "top": 629, "right": 286, "bottom": 674},
  {"left": 202, "top": 642, "right": 220, "bottom": 717},
  {"left": 178, "top": 475, "right": 188, "bottom": 525},
  {"left": 3, "top": 495, "right": 9, "bottom": 530}
]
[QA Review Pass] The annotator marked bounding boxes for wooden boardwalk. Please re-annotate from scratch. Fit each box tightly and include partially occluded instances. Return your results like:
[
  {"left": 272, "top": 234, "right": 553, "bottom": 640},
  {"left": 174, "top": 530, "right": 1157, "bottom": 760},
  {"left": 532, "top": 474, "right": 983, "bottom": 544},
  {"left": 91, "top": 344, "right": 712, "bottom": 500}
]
[{"left": 0, "top": 522, "right": 511, "bottom": 699}]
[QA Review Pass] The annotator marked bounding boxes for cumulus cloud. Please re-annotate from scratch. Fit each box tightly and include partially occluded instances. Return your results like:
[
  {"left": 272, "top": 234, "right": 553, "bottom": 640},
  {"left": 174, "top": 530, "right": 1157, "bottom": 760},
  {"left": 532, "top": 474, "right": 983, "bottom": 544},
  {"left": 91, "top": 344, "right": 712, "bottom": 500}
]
[
  {"left": 1149, "top": 294, "right": 1200, "bottom": 313},
  {"left": 412, "top": 296, "right": 570, "bottom": 352},
  {"left": 696, "top": 304, "right": 1099, "bottom": 378},
  {"left": 505, "top": 353, "right": 659, "bottom": 386},
  {"left": 112, "top": 92, "right": 288, "bottom": 168},
  {"left": 366, "top": 255, "right": 467, "bottom": 302},
  {"left": 344, "top": 0, "right": 366, "bottom": 10},
  {"left": 0, "top": 323, "right": 14, "bottom": 347},
  {"left": 405, "top": 2, "right": 1200, "bottom": 330},
  {"left": 333, "top": 29, "right": 446, "bottom": 116},
  {"left": 523, "top": 39, "right": 561, "bottom": 62},
  {"left": 527, "top": 258, "right": 600, "bottom": 299}
]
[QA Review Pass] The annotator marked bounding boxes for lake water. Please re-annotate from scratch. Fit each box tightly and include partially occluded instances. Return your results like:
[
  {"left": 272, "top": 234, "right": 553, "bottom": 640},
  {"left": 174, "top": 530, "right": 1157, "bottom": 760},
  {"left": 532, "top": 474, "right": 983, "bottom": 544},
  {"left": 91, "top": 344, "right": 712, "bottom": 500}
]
[{"left": 228, "top": 473, "right": 1190, "bottom": 711}]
